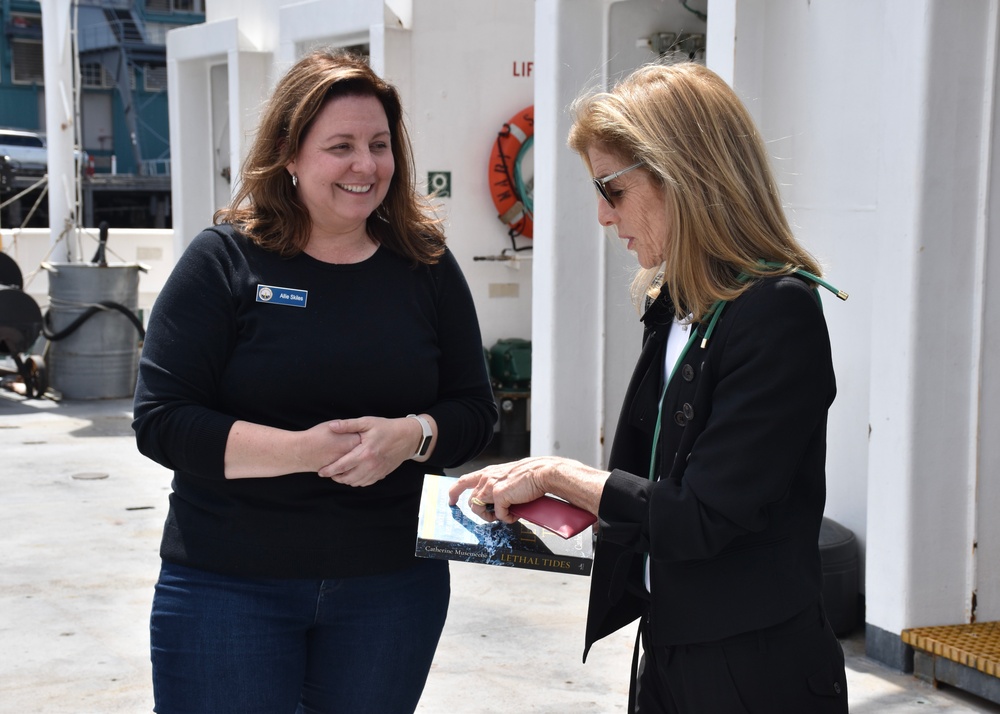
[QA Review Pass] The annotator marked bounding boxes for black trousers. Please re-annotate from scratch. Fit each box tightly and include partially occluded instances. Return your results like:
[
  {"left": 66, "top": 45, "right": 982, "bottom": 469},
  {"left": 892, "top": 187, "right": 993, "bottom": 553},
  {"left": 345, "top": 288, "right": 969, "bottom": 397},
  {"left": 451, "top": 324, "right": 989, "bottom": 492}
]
[{"left": 635, "top": 602, "right": 849, "bottom": 714}]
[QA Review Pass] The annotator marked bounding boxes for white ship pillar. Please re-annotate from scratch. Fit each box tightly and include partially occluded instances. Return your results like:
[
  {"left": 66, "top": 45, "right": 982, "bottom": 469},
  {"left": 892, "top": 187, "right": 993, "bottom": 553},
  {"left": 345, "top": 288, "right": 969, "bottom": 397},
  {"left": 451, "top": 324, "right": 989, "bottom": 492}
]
[
  {"left": 40, "top": 0, "right": 78, "bottom": 260},
  {"left": 709, "top": 0, "right": 1000, "bottom": 671},
  {"left": 863, "top": 0, "right": 1000, "bottom": 668},
  {"left": 531, "top": 0, "right": 608, "bottom": 466}
]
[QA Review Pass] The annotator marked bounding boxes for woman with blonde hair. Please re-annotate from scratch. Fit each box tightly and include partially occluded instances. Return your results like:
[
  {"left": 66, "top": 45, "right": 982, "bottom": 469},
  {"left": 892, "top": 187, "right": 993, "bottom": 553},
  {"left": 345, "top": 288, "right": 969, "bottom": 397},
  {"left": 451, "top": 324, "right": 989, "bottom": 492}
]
[
  {"left": 451, "top": 62, "right": 849, "bottom": 713},
  {"left": 134, "top": 49, "right": 496, "bottom": 713}
]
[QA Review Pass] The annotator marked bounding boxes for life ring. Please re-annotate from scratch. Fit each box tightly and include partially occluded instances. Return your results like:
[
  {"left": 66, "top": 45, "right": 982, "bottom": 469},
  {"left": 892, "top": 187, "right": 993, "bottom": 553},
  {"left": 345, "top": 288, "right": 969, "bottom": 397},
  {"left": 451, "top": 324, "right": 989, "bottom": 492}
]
[{"left": 488, "top": 105, "right": 533, "bottom": 239}]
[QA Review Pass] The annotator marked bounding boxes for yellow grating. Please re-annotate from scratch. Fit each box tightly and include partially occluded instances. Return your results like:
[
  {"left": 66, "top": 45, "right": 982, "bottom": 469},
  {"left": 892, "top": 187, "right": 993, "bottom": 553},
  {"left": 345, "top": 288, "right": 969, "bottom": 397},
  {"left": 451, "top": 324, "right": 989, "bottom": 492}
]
[{"left": 901, "top": 621, "right": 1000, "bottom": 678}]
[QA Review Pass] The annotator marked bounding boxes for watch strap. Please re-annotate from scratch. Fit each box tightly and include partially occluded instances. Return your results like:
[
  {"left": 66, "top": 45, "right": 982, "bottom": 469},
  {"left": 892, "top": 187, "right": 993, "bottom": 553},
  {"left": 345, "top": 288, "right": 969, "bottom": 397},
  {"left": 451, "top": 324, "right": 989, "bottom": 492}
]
[{"left": 406, "top": 414, "right": 433, "bottom": 458}]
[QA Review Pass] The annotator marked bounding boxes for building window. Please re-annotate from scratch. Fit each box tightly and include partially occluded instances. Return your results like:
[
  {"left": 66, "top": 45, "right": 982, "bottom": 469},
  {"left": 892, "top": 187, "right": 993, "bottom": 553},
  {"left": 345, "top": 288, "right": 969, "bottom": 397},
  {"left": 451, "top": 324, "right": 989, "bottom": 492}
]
[
  {"left": 10, "top": 12, "right": 42, "bottom": 36},
  {"left": 81, "top": 63, "right": 115, "bottom": 89},
  {"left": 145, "top": 0, "right": 204, "bottom": 13},
  {"left": 11, "top": 39, "right": 44, "bottom": 84},
  {"left": 144, "top": 65, "right": 168, "bottom": 92},
  {"left": 145, "top": 22, "right": 183, "bottom": 45}
]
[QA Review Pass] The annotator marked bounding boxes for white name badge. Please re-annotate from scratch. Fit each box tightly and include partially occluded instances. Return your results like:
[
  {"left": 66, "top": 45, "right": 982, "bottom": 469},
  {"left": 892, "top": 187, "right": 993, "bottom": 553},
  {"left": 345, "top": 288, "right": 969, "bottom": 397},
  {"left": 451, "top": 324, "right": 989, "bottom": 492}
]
[{"left": 256, "top": 284, "right": 308, "bottom": 308}]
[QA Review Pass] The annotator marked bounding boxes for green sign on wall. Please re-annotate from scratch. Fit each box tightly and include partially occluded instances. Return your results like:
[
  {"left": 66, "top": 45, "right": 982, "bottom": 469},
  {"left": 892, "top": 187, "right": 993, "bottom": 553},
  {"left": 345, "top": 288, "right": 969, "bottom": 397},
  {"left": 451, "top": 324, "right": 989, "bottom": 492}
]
[{"left": 427, "top": 171, "right": 451, "bottom": 197}]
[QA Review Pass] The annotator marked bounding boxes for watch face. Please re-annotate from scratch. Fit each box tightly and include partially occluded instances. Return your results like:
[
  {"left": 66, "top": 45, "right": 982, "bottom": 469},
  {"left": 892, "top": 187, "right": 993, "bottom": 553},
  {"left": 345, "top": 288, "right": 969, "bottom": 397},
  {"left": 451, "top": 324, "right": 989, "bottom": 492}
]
[{"left": 417, "top": 435, "right": 432, "bottom": 457}]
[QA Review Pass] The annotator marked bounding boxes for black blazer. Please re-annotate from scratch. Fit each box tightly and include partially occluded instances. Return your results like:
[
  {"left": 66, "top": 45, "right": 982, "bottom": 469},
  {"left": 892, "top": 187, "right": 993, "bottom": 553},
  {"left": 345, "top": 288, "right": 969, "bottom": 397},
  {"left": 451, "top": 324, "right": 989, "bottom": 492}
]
[{"left": 584, "top": 275, "right": 836, "bottom": 658}]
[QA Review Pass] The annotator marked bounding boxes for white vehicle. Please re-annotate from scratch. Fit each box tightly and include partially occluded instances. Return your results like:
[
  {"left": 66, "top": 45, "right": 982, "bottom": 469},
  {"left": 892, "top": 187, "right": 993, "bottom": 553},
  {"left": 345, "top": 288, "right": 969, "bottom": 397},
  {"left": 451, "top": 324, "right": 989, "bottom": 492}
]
[
  {"left": 0, "top": 128, "right": 47, "bottom": 176},
  {"left": 0, "top": 128, "right": 93, "bottom": 178}
]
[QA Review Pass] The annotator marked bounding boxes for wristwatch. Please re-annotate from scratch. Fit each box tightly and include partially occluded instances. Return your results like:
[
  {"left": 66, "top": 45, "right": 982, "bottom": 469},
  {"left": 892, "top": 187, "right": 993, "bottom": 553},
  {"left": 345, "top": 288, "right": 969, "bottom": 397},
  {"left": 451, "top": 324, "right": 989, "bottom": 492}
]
[{"left": 407, "top": 414, "right": 433, "bottom": 459}]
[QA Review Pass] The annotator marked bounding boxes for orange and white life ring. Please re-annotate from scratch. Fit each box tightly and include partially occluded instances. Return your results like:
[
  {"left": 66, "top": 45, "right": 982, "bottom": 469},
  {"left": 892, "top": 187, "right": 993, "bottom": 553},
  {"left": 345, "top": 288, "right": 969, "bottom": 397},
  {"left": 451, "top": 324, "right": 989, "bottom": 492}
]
[{"left": 488, "top": 105, "right": 533, "bottom": 239}]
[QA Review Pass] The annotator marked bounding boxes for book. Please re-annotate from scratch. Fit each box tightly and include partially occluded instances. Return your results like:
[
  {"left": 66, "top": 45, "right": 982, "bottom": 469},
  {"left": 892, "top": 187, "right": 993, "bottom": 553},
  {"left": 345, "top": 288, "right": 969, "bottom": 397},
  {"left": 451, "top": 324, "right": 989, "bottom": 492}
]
[{"left": 415, "top": 473, "right": 594, "bottom": 576}]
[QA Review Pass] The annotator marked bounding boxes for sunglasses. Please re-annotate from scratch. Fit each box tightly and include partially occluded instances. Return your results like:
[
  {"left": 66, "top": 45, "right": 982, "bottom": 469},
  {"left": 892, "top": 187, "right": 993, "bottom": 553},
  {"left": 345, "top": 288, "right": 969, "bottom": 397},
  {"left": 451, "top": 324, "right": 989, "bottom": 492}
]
[{"left": 592, "top": 161, "right": 643, "bottom": 208}]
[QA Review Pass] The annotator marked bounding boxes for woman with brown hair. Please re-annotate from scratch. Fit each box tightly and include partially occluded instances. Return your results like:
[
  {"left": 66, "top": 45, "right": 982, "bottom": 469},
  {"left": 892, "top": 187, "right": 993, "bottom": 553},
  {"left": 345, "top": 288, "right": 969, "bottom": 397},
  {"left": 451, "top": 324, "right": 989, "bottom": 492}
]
[
  {"left": 451, "top": 62, "right": 849, "bottom": 713},
  {"left": 134, "top": 49, "right": 496, "bottom": 713}
]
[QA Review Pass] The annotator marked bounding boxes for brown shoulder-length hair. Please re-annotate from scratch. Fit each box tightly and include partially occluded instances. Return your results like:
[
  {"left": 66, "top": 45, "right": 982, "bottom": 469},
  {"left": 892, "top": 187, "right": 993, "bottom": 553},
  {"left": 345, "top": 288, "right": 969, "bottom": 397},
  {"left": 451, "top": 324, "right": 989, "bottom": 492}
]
[
  {"left": 568, "top": 62, "right": 821, "bottom": 320},
  {"left": 215, "top": 48, "right": 445, "bottom": 264}
]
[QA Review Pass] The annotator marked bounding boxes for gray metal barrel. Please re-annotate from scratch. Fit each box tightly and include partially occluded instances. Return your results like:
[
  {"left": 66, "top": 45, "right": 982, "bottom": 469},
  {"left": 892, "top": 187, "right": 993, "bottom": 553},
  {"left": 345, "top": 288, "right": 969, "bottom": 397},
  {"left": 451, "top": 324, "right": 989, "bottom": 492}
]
[{"left": 43, "top": 262, "right": 144, "bottom": 400}]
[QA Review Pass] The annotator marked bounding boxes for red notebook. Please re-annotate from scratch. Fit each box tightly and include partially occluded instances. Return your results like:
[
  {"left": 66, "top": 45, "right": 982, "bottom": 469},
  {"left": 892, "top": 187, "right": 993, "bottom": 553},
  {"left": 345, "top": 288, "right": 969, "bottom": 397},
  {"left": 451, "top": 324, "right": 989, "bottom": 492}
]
[{"left": 508, "top": 495, "right": 597, "bottom": 539}]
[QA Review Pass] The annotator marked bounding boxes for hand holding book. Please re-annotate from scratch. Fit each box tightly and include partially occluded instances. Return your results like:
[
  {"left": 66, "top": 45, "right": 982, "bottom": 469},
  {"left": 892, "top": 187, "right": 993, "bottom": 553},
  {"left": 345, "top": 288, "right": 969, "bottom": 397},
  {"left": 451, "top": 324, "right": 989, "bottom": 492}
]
[
  {"left": 416, "top": 474, "right": 594, "bottom": 575},
  {"left": 446, "top": 455, "right": 608, "bottom": 538}
]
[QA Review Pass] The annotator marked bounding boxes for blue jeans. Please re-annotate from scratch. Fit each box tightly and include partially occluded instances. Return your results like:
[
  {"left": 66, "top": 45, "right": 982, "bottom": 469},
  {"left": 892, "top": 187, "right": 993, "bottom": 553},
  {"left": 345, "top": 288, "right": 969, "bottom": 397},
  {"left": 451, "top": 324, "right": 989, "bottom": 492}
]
[{"left": 150, "top": 558, "right": 450, "bottom": 714}]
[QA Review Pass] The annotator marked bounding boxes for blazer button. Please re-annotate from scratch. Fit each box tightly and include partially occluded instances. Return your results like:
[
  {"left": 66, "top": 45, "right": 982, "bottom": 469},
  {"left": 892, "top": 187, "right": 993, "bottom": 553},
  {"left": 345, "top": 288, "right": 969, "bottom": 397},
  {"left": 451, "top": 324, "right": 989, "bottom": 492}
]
[
  {"left": 682, "top": 403, "right": 695, "bottom": 420},
  {"left": 673, "top": 411, "right": 687, "bottom": 426},
  {"left": 681, "top": 363, "right": 695, "bottom": 382}
]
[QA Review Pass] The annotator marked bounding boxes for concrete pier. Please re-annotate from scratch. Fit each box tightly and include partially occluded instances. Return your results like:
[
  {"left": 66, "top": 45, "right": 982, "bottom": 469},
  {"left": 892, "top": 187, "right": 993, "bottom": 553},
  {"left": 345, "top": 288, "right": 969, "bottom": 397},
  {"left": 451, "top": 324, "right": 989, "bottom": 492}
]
[{"left": 1, "top": 391, "right": 998, "bottom": 713}]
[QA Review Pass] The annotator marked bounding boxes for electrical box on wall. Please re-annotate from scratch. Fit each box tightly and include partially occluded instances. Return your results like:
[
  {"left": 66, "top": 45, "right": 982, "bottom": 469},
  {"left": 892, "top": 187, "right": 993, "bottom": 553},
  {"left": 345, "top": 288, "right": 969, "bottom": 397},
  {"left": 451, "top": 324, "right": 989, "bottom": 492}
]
[{"left": 640, "top": 31, "right": 706, "bottom": 63}]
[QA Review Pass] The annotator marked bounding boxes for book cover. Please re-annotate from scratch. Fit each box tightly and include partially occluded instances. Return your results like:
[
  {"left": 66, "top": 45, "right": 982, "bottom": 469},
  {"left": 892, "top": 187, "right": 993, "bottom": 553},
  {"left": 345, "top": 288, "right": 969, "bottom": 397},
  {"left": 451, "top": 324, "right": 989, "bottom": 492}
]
[{"left": 415, "top": 473, "right": 594, "bottom": 576}]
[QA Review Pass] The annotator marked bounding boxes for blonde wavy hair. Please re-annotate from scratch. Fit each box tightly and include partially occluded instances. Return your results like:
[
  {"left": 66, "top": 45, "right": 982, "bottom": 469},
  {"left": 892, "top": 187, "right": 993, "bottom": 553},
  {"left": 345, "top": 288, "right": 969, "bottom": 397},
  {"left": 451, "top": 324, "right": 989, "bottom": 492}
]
[
  {"left": 216, "top": 49, "right": 445, "bottom": 264},
  {"left": 568, "top": 62, "right": 821, "bottom": 320}
]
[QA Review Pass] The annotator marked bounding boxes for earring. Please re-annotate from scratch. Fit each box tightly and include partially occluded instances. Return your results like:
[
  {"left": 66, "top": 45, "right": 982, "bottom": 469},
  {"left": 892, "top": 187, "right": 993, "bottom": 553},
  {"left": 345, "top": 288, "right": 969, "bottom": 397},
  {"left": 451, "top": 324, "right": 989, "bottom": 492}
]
[{"left": 291, "top": 174, "right": 298, "bottom": 188}]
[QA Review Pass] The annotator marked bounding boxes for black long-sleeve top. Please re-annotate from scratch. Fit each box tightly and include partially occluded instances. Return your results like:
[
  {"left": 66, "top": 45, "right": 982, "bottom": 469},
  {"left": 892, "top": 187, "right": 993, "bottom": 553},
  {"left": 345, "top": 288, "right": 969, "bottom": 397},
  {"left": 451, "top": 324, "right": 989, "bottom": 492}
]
[
  {"left": 585, "top": 275, "right": 836, "bottom": 654},
  {"left": 133, "top": 224, "right": 497, "bottom": 578}
]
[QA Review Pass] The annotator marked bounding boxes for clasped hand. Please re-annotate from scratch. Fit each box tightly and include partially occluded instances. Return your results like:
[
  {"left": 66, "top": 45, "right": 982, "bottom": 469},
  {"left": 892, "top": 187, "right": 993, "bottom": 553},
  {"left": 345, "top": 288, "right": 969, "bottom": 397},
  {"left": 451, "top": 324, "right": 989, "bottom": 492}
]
[{"left": 316, "top": 416, "right": 415, "bottom": 488}]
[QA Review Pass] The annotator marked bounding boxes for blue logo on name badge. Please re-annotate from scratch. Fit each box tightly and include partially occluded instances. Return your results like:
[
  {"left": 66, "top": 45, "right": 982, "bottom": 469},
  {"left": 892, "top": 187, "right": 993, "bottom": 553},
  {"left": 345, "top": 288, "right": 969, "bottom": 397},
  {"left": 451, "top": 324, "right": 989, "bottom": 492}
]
[{"left": 256, "top": 284, "right": 308, "bottom": 308}]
